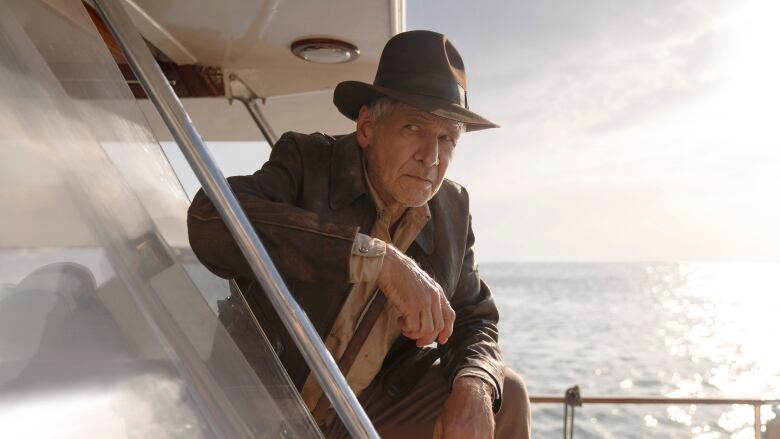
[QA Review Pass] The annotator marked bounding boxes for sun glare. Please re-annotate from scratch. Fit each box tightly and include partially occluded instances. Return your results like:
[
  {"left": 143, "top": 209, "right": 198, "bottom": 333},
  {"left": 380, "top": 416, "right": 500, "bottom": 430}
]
[{"left": 721, "top": 0, "right": 780, "bottom": 141}]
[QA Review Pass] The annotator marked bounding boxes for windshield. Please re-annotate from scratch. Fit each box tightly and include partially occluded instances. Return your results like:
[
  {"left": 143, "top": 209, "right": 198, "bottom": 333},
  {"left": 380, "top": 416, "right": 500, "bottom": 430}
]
[{"left": 0, "top": 1, "right": 321, "bottom": 437}]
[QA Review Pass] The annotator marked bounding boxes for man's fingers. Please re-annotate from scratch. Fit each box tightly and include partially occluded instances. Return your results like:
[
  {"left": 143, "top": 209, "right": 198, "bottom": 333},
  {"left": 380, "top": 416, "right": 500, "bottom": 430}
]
[
  {"left": 399, "top": 317, "right": 416, "bottom": 338},
  {"left": 403, "top": 307, "right": 421, "bottom": 335},
  {"left": 431, "top": 295, "right": 445, "bottom": 336},
  {"left": 399, "top": 319, "right": 419, "bottom": 338},
  {"left": 422, "top": 296, "right": 445, "bottom": 347},
  {"left": 438, "top": 297, "right": 455, "bottom": 344},
  {"left": 413, "top": 308, "right": 433, "bottom": 346},
  {"left": 399, "top": 294, "right": 453, "bottom": 346},
  {"left": 400, "top": 308, "right": 438, "bottom": 346},
  {"left": 432, "top": 416, "right": 444, "bottom": 439},
  {"left": 398, "top": 316, "right": 419, "bottom": 340}
]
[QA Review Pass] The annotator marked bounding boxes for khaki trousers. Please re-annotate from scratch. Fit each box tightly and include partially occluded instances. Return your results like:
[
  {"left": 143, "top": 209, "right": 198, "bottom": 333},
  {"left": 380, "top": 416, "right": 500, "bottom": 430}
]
[{"left": 324, "top": 365, "right": 531, "bottom": 438}]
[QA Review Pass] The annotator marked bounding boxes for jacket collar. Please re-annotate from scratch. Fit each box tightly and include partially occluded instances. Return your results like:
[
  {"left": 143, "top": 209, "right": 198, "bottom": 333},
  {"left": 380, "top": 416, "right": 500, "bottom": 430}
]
[
  {"left": 414, "top": 218, "right": 435, "bottom": 255},
  {"left": 328, "top": 132, "right": 435, "bottom": 255},
  {"left": 329, "top": 133, "right": 367, "bottom": 210}
]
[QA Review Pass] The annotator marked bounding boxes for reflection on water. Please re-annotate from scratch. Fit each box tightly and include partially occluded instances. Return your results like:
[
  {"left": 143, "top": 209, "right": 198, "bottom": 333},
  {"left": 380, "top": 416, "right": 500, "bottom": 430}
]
[
  {"left": 662, "top": 263, "right": 780, "bottom": 438},
  {"left": 485, "top": 262, "right": 780, "bottom": 438}
]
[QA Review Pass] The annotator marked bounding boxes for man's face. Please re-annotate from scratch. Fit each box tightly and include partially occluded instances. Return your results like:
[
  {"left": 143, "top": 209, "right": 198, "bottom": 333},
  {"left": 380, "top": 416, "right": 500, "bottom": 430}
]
[{"left": 357, "top": 104, "right": 462, "bottom": 209}]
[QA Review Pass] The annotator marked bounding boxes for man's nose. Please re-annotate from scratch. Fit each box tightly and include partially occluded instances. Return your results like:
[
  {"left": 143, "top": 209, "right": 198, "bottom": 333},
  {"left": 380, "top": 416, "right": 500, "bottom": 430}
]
[{"left": 414, "top": 136, "right": 440, "bottom": 167}]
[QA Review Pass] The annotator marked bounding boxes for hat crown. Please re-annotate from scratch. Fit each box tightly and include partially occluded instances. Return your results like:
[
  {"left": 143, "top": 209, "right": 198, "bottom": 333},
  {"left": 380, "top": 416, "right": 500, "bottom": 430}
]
[{"left": 373, "top": 30, "right": 467, "bottom": 107}]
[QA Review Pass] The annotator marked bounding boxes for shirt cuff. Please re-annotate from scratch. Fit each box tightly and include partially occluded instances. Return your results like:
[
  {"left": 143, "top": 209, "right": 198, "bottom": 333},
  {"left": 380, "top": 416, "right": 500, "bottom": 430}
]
[
  {"left": 454, "top": 366, "right": 499, "bottom": 402},
  {"left": 349, "top": 233, "right": 387, "bottom": 283}
]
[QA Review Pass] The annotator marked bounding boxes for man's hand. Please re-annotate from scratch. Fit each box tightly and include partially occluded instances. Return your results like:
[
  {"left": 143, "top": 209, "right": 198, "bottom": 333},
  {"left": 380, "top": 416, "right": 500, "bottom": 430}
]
[
  {"left": 433, "top": 376, "right": 495, "bottom": 439},
  {"left": 377, "top": 244, "right": 455, "bottom": 347}
]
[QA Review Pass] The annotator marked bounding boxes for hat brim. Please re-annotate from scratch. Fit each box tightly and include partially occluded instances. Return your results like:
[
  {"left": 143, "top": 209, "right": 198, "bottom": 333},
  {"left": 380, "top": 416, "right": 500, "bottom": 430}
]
[{"left": 333, "top": 81, "right": 499, "bottom": 132}]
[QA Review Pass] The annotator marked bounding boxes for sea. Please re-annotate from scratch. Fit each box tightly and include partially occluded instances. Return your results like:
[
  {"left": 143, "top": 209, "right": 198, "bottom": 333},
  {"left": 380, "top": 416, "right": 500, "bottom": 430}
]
[{"left": 482, "top": 262, "right": 780, "bottom": 439}]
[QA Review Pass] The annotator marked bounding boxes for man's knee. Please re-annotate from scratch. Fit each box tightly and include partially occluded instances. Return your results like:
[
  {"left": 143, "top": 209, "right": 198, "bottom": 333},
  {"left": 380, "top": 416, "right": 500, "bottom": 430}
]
[
  {"left": 496, "top": 367, "right": 531, "bottom": 439},
  {"left": 502, "top": 367, "right": 530, "bottom": 413}
]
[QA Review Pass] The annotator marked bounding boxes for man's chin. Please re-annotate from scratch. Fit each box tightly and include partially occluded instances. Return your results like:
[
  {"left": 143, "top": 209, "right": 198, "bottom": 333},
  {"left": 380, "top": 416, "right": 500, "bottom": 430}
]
[{"left": 397, "top": 191, "right": 437, "bottom": 208}]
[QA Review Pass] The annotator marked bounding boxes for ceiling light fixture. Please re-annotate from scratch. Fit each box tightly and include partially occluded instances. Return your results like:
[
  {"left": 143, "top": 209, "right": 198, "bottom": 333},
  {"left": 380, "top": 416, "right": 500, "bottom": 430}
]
[{"left": 290, "top": 38, "right": 359, "bottom": 64}]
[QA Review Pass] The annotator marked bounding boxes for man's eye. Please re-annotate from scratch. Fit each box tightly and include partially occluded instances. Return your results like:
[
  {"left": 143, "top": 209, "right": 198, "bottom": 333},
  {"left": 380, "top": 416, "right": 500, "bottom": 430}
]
[
  {"left": 404, "top": 124, "right": 420, "bottom": 131},
  {"left": 440, "top": 135, "right": 455, "bottom": 145}
]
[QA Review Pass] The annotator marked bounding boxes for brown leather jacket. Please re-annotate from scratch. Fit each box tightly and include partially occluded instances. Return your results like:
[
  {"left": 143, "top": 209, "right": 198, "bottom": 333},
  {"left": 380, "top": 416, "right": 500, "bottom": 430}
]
[{"left": 187, "top": 131, "right": 504, "bottom": 405}]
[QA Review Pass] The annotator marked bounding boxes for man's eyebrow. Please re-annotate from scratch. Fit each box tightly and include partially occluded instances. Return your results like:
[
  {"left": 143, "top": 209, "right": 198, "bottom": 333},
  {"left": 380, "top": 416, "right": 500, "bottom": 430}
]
[
  {"left": 405, "top": 113, "right": 460, "bottom": 134},
  {"left": 404, "top": 114, "right": 431, "bottom": 125},
  {"left": 445, "top": 124, "right": 461, "bottom": 138}
]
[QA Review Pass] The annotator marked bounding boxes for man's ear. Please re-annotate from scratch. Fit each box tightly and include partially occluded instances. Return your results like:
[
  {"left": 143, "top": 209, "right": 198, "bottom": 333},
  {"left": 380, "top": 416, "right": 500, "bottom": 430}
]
[{"left": 356, "top": 105, "right": 373, "bottom": 150}]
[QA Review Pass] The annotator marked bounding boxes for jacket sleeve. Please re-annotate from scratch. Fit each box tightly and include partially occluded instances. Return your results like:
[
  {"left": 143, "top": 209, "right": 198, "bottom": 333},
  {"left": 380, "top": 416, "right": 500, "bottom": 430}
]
[
  {"left": 438, "top": 212, "right": 505, "bottom": 411},
  {"left": 187, "top": 133, "right": 357, "bottom": 284}
]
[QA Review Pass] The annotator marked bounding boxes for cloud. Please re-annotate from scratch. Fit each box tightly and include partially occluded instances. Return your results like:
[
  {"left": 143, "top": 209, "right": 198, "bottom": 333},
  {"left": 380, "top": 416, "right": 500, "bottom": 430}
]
[
  {"left": 410, "top": 0, "right": 780, "bottom": 261},
  {"left": 487, "top": 9, "right": 738, "bottom": 146}
]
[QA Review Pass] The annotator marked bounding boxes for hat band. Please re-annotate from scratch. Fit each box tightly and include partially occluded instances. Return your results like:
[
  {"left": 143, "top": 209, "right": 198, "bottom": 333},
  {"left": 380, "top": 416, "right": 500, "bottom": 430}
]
[{"left": 374, "top": 76, "right": 468, "bottom": 108}]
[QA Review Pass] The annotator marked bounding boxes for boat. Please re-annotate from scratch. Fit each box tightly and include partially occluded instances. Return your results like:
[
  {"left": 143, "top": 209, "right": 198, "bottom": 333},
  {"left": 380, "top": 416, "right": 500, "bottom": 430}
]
[{"left": 0, "top": 1, "right": 777, "bottom": 438}]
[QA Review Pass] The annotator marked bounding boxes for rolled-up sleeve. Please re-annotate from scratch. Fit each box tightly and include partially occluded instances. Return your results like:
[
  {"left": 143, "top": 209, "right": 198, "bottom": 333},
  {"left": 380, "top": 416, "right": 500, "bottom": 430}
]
[
  {"left": 454, "top": 366, "right": 499, "bottom": 400},
  {"left": 349, "top": 233, "right": 387, "bottom": 283}
]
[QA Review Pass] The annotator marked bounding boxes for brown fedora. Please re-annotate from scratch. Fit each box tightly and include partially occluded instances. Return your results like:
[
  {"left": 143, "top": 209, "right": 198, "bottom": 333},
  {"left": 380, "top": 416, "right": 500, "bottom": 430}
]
[{"left": 333, "top": 30, "right": 499, "bottom": 132}]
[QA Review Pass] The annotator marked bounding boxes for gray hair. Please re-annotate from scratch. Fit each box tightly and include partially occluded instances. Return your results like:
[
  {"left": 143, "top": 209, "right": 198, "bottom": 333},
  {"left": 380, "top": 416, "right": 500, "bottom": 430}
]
[{"left": 366, "top": 97, "right": 465, "bottom": 134}]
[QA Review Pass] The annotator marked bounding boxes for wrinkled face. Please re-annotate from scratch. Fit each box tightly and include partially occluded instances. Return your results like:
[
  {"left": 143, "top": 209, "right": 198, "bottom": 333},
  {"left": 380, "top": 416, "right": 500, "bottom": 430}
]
[{"left": 356, "top": 104, "right": 462, "bottom": 209}]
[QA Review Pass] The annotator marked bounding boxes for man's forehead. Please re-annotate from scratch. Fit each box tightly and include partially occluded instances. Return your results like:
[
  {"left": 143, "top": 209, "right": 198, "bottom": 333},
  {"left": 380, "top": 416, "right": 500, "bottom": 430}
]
[{"left": 398, "top": 106, "right": 462, "bottom": 131}]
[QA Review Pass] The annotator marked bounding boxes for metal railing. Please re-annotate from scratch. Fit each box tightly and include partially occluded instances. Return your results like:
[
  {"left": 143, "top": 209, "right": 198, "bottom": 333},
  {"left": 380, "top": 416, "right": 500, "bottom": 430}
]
[
  {"left": 227, "top": 74, "right": 279, "bottom": 145},
  {"left": 531, "top": 393, "right": 780, "bottom": 439},
  {"left": 91, "top": 1, "right": 379, "bottom": 438}
]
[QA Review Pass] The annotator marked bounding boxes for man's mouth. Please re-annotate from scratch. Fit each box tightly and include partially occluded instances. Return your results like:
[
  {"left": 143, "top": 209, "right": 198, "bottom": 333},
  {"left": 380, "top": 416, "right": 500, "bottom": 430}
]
[{"left": 406, "top": 174, "right": 434, "bottom": 184}]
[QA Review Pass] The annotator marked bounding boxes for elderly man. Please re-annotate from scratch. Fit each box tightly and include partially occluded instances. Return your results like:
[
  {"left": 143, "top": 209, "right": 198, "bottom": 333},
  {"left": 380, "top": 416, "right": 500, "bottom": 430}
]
[{"left": 188, "top": 30, "right": 530, "bottom": 438}]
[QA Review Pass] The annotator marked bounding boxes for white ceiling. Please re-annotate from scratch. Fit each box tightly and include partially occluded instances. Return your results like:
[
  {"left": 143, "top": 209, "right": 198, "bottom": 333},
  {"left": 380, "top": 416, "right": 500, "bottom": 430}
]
[
  {"left": 137, "top": 93, "right": 356, "bottom": 142},
  {"left": 127, "top": 0, "right": 401, "bottom": 98}
]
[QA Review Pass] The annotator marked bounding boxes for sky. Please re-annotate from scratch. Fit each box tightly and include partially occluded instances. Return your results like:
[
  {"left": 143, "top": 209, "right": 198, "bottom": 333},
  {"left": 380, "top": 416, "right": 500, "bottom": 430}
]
[
  {"left": 166, "top": 0, "right": 780, "bottom": 262},
  {"left": 405, "top": 0, "right": 780, "bottom": 262}
]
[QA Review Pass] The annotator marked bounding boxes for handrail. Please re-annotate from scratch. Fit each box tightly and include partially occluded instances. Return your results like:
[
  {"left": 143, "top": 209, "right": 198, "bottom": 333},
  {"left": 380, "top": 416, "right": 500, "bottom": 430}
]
[
  {"left": 531, "top": 394, "right": 780, "bottom": 439},
  {"left": 91, "top": 1, "right": 380, "bottom": 438},
  {"left": 531, "top": 395, "right": 780, "bottom": 405}
]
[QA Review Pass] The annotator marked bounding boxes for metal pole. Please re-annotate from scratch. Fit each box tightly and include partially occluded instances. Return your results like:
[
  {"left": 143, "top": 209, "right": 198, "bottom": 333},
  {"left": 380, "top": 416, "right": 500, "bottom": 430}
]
[
  {"left": 755, "top": 405, "right": 761, "bottom": 439},
  {"left": 244, "top": 98, "right": 278, "bottom": 144},
  {"left": 227, "top": 73, "right": 278, "bottom": 146},
  {"left": 92, "top": 1, "right": 379, "bottom": 438}
]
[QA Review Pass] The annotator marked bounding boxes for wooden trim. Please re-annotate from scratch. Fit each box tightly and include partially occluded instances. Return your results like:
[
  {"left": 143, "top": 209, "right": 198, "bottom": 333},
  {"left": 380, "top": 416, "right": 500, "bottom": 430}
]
[{"left": 83, "top": 1, "right": 223, "bottom": 99}]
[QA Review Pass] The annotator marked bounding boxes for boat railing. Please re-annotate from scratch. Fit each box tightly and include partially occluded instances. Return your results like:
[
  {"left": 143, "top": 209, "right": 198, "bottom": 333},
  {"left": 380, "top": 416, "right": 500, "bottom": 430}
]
[{"left": 531, "top": 390, "right": 780, "bottom": 439}]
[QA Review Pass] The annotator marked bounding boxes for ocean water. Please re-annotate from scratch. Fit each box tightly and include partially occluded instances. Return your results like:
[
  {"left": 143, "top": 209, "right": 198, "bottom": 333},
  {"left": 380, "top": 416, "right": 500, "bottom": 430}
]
[{"left": 483, "top": 262, "right": 780, "bottom": 439}]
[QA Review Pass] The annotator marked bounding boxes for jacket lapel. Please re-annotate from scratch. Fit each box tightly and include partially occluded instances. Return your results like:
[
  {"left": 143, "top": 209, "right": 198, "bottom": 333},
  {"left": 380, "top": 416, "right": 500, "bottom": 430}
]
[
  {"left": 329, "top": 133, "right": 368, "bottom": 210},
  {"left": 413, "top": 216, "right": 435, "bottom": 255}
]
